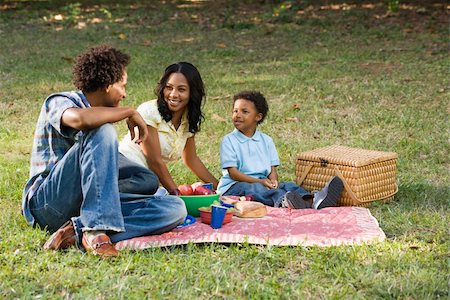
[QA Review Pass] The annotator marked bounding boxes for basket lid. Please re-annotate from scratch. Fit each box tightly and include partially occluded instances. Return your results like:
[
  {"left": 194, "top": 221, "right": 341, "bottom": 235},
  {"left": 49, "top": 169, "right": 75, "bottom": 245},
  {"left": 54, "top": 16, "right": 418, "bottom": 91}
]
[{"left": 297, "top": 145, "right": 398, "bottom": 167}]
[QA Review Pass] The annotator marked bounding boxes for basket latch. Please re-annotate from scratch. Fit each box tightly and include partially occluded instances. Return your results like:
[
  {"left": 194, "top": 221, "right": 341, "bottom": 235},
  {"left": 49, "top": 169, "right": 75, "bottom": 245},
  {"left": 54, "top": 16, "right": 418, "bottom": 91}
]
[{"left": 320, "top": 158, "right": 328, "bottom": 167}]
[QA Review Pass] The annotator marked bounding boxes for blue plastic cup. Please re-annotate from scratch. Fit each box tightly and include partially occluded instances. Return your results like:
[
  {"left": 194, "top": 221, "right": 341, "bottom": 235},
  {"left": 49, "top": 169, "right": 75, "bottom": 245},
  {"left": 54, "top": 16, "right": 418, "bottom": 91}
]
[
  {"left": 202, "top": 183, "right": 213, "bottom": 190},
  {"left": 210, "top": 205, "right": 228, "bottom": 229}
]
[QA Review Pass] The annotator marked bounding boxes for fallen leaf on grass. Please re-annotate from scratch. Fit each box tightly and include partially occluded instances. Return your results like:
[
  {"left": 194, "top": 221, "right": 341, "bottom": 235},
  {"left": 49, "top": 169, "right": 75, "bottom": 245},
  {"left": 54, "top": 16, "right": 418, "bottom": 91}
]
[
  {"left": 210, "top": 95, "right": 232, "bottom": 101},
  {"left": 212, "top": 114, "right": 227, "bottom": 122},
  {"left": 292, "top": 103, "right": 301, "bottom": 110},
  {"left": 285, "top": 117, "right": 299, "bottom": 122},
  {"left": 90, "top": 17, "right": 103, "bottom": 24},
  {"left": 217, "top": 43, "right": 227, "bottom": 48},
  {"left": 61, "top": 56, "right": 74, "bottom": 64},
  {"left": 76, "top": 22, "right": 86, "bottom": 29},
  {"left": 118, "top": 33, "right": 126, "bottom": 40}
]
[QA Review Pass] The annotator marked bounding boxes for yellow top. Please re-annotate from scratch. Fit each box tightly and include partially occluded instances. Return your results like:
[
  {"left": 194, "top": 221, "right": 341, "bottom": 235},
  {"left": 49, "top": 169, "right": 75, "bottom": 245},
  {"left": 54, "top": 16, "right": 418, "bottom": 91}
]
[{"left": 119, "top": 100, "right": 194, "bottom": 168}]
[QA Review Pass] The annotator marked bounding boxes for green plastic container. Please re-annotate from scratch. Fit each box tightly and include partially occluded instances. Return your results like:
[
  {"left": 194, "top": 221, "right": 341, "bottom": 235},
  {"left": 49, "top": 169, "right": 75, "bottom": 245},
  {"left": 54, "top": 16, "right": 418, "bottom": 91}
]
[{"left": 179, "top": 194, "right": 220, "bottom": 217}]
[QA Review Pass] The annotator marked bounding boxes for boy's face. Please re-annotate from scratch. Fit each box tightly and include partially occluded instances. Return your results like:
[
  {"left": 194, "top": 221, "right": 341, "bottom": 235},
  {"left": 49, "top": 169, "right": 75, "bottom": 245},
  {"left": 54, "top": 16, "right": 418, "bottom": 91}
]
[
  {"left": 102, "top": 70, "right": 128, "bottom": 107},
  {"left": 232, "top": 98, "right": 262, "bottom": 137}
]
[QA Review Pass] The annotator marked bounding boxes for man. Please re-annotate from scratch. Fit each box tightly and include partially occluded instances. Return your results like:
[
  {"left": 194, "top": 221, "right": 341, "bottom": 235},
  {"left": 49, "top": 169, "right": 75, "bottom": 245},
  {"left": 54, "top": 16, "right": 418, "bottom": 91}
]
[{"left": 22, "top": 45, "right": 187, "bottom": 257}]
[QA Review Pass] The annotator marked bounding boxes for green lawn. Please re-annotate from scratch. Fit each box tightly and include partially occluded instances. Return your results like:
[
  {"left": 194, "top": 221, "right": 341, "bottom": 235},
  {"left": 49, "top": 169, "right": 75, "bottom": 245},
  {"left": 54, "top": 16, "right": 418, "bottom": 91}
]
[{"left": 0, "top": 1, "right": 448, "bottom": 298}]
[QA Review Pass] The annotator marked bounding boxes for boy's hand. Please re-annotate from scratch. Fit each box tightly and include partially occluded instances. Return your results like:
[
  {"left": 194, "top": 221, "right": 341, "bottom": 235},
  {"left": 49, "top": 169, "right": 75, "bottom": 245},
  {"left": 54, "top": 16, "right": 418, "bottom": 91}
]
[
  {"left": 126, "top": 111, "right": 148, "bottom": 144},
  {"left": 270, "top": 179, "right": 278, "bottom": 189},
  {"left": 261, "top": 178, "right": 277, "bottom": 189}
]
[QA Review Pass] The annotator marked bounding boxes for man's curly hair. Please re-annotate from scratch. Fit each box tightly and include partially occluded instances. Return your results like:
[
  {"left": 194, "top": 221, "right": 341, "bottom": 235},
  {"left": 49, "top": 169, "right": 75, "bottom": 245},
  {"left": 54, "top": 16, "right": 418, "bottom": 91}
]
[{"left": 72, "top": 44, "right": 130, "bottom": 93}]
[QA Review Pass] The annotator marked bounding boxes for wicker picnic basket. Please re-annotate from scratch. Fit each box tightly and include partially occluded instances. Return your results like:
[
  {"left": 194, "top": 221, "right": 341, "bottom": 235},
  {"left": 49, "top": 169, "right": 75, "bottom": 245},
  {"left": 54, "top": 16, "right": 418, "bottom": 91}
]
[{"left": 296, "top": 145, "right": 398, "bottom": 207}]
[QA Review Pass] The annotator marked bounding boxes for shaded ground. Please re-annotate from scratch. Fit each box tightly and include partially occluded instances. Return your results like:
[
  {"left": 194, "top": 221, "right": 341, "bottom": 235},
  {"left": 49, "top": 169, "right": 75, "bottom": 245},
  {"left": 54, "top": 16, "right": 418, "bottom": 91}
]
[
  {"left": 1, "top": 0, "right": 448, "bottom": 28},
  {"left": 1, "top": 1, "right": 448, "bottom": 75}
]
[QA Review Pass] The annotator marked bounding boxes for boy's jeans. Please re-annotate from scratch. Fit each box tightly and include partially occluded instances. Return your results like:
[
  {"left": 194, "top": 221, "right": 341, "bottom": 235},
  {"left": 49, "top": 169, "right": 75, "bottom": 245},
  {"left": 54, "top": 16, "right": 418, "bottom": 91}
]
[
  {"left": 223, "top": 181, "right": 312, "bottom": 207},
  {"left": 28, "top": 124, "right": 186, "bottom": 244}
]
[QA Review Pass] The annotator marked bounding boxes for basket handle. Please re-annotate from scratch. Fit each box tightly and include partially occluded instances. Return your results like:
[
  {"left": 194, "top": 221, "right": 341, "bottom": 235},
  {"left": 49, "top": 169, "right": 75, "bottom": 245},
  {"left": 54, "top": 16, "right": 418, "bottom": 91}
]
[
  {"left": 333, "top": 166, "right": 398, "bottom": 204},
  {"left": 297, "top": 164, "right": 313, "bottom": 186}
]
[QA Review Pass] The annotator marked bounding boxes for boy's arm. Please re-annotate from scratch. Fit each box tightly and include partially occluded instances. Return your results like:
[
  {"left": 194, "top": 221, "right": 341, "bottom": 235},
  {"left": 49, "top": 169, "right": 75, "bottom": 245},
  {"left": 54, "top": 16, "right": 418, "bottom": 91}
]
[
  {"left": 268, "top": 166, "right": 279, "bottom": 189},
  {"left": 227, "top": 167, "right": 275, "bottom": 189},
  {"left": 62, "top": 107, "right": 147, "bottom": 143}
]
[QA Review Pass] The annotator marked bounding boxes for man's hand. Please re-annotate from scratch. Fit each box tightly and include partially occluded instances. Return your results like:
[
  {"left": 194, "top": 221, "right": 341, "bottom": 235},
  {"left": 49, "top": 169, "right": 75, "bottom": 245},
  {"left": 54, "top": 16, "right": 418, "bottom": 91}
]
[{"left": 126, "top": 111, "right": 148, "bottom": 144}]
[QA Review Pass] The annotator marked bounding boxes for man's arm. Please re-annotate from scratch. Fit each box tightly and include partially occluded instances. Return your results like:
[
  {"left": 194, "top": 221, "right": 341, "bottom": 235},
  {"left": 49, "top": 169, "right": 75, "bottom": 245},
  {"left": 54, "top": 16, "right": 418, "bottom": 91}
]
[{"left": 62, "top": 107, "right": 148, "bottom": 143}]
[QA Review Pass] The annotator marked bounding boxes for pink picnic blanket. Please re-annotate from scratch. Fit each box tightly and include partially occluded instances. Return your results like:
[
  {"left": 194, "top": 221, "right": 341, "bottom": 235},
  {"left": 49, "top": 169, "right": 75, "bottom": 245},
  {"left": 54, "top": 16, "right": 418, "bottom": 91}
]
[{"left": 115, "top": 207, "right": 385, "bottom": 250}]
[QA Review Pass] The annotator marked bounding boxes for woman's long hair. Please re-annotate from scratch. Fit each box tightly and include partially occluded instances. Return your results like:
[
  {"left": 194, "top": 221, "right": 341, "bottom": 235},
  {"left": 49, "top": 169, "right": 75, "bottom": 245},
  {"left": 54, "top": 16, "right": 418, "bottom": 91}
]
[{"left": 155, "top": 62, "right": 205, "bottom": 133}]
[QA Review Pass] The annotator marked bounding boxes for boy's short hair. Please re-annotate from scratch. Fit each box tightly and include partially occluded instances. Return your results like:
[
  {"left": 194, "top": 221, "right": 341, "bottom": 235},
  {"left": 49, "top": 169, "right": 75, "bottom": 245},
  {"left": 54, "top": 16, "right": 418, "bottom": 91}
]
[
  {"left": 72, "top": 44, "right": 130, "bottom": 93},
  {"left": 233, "top": 91, "right": 269, "bottom": 124}
]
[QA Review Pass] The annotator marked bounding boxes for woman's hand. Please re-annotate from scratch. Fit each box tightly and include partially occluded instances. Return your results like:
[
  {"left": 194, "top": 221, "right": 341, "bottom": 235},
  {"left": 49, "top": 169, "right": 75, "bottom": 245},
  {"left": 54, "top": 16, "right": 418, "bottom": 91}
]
[{"left": 168, "top": 188, "right": 181, "bottom": 196}]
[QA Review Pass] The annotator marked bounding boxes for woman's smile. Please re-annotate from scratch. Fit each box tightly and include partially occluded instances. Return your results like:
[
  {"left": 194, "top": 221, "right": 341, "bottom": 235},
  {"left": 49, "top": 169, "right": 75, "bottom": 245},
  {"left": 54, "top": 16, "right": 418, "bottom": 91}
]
[{"left": 163, "top": 73, "right": 190, "bottom": 113}]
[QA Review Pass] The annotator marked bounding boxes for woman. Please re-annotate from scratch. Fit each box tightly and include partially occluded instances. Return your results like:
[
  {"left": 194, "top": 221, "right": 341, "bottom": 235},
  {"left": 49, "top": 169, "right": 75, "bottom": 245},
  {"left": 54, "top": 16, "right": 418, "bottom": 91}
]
[{"left": 119, "top": 62, "right": 218, "bottom": 195}]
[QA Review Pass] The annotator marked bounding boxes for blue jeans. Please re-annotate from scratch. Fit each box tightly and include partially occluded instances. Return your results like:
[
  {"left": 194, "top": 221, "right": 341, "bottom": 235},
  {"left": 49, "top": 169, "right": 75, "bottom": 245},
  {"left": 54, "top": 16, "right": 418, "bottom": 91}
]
[
  {"left": 118, "top": 153, "right": 158, "bottom": 195},
  {"left": 223, "top": 181, "right": 312, "bottom": 207},
  {"left": 28, "top": 124, "right": 186, "bottom": 245}
]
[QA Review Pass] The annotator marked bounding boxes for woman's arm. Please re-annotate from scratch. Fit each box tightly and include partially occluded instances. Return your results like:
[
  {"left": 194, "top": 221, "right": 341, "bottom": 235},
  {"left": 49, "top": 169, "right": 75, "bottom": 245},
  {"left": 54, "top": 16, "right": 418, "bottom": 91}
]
[
  {"left": 182, "top": 136, "right": 219, "bottom": 189},
  {"left": 140, "top": 125, "right": 179, "bottom": 193}
]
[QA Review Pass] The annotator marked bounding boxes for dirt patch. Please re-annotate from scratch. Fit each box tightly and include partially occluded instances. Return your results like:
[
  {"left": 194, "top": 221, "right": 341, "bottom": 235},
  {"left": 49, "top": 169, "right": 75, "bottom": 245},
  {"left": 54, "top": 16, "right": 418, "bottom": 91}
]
[{"left": 358, "top": 62, "right": 403, "bottom": 75}]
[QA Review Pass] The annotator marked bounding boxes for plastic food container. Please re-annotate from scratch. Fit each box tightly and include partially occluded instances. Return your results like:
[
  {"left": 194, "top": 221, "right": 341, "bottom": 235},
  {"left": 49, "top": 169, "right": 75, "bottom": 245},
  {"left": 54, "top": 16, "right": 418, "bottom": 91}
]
[
  {"left": 198, "top": 208, "right": 233, "bottom": 225},
  {"left": 179, "top": 194, "right": 220, "bottom": 217}
]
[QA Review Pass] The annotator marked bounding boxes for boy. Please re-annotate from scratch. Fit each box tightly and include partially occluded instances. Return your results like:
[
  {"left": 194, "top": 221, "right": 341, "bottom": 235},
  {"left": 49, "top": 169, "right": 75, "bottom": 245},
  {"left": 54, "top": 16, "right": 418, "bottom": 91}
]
[
  {"left": 22, "top": 45, "right": 186, "bottom": 257},
  {"left": 217, "top": 91, "right": 343, "bottom": 209}
]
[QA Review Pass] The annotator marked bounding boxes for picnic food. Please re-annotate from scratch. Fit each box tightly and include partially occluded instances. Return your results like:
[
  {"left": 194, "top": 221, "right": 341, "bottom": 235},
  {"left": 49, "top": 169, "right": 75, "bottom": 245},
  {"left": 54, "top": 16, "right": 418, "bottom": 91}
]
[
  {"left": 193, "top": 185, "right": 214, "bottom": 195},
  {"left": 180, "top": 193, "right": 220, "bottom": 217},
  {"left": 221, "top": 195, "right": 252, "bottom": 205},
  {"left": 198, "top": 201, "right": 234, "bottom": 225},
  {"left": 198, "top": 201, "right": 235, "bottom": 213},
  {"left": 234, "top": 201, "right": 267, "bottom": 218},
  {"left": 178, "top": 184, "right": 194, "bottom": 195}
]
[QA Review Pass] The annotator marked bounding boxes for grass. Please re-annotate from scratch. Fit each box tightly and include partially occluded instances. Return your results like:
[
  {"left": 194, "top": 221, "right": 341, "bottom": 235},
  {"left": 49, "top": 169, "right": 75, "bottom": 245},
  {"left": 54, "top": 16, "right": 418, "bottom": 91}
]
[{"left": 0, "top": 0, "right": 449, "bottom": 298}]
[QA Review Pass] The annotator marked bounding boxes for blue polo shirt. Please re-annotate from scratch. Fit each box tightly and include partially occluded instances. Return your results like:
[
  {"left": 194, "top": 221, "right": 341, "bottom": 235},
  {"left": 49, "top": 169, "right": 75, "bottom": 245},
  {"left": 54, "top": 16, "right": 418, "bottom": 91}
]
[{"left": 217, "top": 129, "right": 280, "bottom": 194}]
